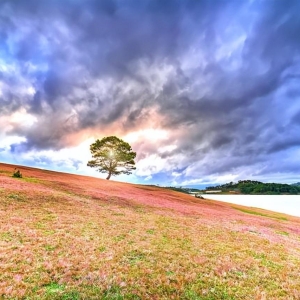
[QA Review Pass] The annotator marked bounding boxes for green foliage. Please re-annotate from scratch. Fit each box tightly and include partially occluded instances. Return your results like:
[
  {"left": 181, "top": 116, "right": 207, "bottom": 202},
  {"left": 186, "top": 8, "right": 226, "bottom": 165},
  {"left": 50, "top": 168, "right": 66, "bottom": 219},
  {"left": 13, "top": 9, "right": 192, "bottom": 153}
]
[
  {"left": 87, "top": 136, "right": 136, "bottom": 180},
  {"left": 12, "top": 168, "right": 22, "bottom": 178},
  {"left": 207, "top": 180, "right": 300, "bottom": 195}
]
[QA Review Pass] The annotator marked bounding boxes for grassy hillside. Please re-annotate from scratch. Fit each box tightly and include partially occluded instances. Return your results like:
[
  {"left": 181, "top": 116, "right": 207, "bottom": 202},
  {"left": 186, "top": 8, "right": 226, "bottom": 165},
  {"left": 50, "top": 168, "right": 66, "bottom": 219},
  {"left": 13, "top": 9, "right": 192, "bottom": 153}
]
[{"left": 0, "top": 163, "right": 300, "bottom": 299}]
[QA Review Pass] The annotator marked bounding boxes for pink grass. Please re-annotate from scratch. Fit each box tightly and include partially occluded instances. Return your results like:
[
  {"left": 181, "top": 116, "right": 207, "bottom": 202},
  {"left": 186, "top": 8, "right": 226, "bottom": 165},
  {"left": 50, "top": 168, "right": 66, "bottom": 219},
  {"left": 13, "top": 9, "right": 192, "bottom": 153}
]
[{"left": 0, "top": 163, "right": 300, "bottom": 299}]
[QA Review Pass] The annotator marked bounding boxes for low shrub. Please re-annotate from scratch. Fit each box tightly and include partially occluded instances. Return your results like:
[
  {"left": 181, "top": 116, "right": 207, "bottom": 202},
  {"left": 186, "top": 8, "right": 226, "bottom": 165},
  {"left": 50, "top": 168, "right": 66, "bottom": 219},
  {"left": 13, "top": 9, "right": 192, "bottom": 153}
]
[{"left": 12, "top": 168, "right": 22, "bottom": 178}]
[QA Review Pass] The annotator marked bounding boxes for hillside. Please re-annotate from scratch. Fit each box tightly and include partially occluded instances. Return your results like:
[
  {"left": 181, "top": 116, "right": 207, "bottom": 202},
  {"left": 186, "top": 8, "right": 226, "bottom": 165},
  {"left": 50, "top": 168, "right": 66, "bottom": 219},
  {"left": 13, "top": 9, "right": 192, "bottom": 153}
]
[{"left": 1, "top": 163, "right": 300, "bottom": 299}]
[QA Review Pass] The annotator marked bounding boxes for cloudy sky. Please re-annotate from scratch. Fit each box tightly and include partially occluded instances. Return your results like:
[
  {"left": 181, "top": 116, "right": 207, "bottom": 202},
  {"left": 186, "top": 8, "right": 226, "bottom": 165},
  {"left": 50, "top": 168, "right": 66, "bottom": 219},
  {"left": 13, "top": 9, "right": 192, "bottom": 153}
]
[{"left": 1, "top": 0, "right": 300, "bottom": 187}]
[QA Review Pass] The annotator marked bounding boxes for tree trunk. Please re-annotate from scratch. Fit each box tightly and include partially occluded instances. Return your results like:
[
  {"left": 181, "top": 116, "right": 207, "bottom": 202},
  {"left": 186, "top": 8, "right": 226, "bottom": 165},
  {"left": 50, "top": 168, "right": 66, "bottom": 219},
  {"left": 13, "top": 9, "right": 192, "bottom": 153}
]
[{"left": 106, "top": 172, "right": 111, "bottom": 180}]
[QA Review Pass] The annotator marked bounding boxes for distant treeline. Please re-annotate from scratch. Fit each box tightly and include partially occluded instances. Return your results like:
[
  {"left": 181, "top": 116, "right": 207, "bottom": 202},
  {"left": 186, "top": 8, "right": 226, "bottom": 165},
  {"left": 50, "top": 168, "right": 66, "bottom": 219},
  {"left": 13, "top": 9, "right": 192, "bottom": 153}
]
[
  {"left": 207, "top": 180, "right": 300, "bottom": 195},
  {"left": 164, "top": 187, "right": 200, "bottom": 194}
]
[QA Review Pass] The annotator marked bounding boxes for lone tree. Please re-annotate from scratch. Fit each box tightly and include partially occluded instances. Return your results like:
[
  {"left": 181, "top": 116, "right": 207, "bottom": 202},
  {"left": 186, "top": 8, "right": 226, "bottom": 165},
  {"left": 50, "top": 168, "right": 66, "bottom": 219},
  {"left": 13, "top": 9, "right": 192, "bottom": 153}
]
[{"left": 87, "top": 136, "right": 136, "bottom": 180}]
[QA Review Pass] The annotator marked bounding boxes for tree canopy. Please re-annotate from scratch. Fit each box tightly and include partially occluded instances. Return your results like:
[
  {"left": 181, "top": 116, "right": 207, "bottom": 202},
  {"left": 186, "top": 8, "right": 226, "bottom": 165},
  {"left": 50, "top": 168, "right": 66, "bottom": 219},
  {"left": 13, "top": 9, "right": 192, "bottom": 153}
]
[{"left": 87, "top": 136, "right": 136, "bottom": 180}]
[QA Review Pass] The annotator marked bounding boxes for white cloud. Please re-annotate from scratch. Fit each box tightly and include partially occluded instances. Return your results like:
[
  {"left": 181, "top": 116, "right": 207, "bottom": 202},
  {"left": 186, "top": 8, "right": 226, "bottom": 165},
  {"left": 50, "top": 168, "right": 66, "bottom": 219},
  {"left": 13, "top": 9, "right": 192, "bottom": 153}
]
[
  {"left": 9, "top": 108, "right": 37, "bottom": 128},
  {"left": 135, "top": 154, "right": 166, "bottom": 177},
  {"left": 0, "top": 134, "right": 26, "bottom": 150},
  {"left": 171, "top": 171, "right": 181, "bottom": 177},
  {"left": 125, "top": 128, "right": 169, "bottom": 144}
]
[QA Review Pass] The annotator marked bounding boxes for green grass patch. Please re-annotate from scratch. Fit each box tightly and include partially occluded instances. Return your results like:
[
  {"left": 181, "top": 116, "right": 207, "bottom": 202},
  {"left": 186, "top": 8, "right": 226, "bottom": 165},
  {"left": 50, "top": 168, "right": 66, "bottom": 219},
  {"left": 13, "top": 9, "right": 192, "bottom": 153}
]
[
  {"left": 114, "top": 234, "right": 127, "bottom": 242},
  {"left": 0, "top": 231, "right": 13, "bottom": 242},
  {"left": 276, "top": 231, "right": 289, "bottom": 236},
  {"left": 42, "top": 282, "right": 80, "bottom": 299},
  {"left": 0, "top": 169, "right": 11, "bottom": 174},
  {"left": 232, "top": 207, "right": 288, "bottom": 220},
  {"left": 7, "top": 193, "right": 27, "bottom": 202},
  {"left": 43, "top": 282, "right": 65, "bottom": 294},
  {"left": 22, "top": 177, "right": 44, "bottom": 184},
  {"left": 123, "top": 250, "right": 146, "bottom": 265},
  {"left": 44, "top": 244, "right": 56, "bottom": 251}
]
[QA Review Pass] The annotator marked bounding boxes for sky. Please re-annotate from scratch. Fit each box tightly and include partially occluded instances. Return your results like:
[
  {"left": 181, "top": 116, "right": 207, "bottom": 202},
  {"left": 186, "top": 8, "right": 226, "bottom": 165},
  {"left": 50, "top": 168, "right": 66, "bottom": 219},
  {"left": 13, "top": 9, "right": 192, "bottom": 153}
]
[{"left": 0, "top": 0, "right": 300, "bottom": 187}]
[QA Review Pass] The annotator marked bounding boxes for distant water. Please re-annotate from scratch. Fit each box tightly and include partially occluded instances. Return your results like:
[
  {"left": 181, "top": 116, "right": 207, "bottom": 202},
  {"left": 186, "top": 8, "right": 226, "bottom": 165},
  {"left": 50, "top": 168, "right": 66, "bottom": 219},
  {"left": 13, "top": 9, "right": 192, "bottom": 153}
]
[{"left": 203, "top": 195, "right": 300, "bottom": 218}]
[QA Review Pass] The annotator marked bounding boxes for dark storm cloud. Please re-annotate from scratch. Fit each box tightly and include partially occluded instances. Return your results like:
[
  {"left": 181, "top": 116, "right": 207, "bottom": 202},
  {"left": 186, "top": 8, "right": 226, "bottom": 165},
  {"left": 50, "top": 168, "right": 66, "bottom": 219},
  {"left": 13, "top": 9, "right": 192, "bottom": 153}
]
[
  {"left": 292, "top": 110, "right": 300, "bottom": 125},
  {"left": 1, "top": 0, "right": 300, "bottom": 182}
]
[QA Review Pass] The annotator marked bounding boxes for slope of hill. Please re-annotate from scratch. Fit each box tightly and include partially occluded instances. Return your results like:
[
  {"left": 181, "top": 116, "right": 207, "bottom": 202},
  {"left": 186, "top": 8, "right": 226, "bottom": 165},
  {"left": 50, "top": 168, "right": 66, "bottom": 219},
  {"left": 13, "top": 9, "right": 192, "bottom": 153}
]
[{"left": 0, "top": 163, "right": 300, "bottom": 299}]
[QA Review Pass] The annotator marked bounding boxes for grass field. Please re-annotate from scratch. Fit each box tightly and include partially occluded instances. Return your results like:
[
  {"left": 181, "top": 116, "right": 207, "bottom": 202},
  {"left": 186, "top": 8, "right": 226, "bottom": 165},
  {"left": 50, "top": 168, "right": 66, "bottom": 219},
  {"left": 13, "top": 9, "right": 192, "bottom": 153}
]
[{"left": 0, "top": 163, "right": 300, "bottom": 299}]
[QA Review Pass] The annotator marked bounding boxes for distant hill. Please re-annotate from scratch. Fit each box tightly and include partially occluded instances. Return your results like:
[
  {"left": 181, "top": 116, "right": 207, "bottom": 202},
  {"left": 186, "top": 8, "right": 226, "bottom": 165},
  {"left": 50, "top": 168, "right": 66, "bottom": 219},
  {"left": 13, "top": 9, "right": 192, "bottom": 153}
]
[
  {"left": 206, "top": 180, "right": 300, "bottom": 195},
  {"left": 291, "top": 182, "right": 300, "bottom": 186},
  {"left": 164, "top": 186, "right": 201, "bottom": 194}
]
